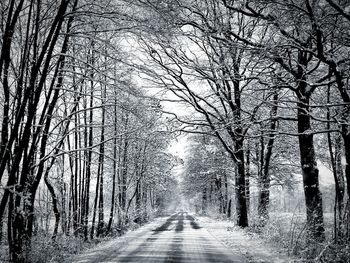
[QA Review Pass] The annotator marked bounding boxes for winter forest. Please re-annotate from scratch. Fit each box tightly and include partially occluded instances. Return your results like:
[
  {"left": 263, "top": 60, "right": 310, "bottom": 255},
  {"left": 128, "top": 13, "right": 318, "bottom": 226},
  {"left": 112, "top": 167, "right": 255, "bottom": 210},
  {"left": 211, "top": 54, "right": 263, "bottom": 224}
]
[{"left": 0, "top": 0, "right": 350, "bottom": 262}]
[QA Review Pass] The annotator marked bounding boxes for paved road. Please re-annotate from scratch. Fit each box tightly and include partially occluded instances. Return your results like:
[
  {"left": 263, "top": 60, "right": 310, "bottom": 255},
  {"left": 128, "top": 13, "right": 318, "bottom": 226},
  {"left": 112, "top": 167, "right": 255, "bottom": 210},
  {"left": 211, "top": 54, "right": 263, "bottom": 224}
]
[{"left": 72, "top": 212, "right": 244, "bottom": 262}]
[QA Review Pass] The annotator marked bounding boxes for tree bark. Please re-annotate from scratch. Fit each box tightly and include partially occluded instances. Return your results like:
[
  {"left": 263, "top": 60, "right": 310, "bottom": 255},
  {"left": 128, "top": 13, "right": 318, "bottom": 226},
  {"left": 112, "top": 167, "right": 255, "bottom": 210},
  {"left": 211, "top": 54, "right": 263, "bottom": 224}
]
[
  {"left": 44, "top": 176, "right": 60, "bottom": 240},
  {"left": 245, "top": 146, "right": 250, "bottom": 212},
  {"left": 107, "top": 90, "right": 118, "bottom": 232},
  {"left": 234, "top": 138, "right": 248, "bottom": 227},
  {"left": 97, "top": 81, "right": 106, "bottom": 237},
  {"left": 258, "top": 91, "right": 278, "bottom": 224},
  {"left": 227, "top": 199, "right": 232, "bottom": 219},
  {"left": 202, "top": 188, "right": 207, "bottom": 215},
  {"left": 297, "top": 92, "right": 325, "bottom": 241}
]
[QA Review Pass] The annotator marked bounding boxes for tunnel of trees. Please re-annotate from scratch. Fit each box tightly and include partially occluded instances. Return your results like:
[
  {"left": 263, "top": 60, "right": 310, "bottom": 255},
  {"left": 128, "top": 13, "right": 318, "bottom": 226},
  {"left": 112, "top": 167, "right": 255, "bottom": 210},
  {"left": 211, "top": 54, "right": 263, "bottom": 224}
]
[{"left": 0, "top": 0, "right": 349, "bottom": 262}]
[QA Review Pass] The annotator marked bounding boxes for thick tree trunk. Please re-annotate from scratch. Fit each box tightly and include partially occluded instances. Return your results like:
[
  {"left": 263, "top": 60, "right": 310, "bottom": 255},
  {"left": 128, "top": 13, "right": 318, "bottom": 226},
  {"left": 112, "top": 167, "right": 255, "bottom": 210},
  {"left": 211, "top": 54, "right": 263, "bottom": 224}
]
[
  {"left": 297, "top": 95, "right": 325, "bottom": 241},
  {"left": 235, "top": 138, "right": 248, "bottom": 227},
  {"left": 342, "top": 133, "right": 350, "bottom": 241},
  {"left": 343, "top": 133, "right": 350, "bottom": 206}
]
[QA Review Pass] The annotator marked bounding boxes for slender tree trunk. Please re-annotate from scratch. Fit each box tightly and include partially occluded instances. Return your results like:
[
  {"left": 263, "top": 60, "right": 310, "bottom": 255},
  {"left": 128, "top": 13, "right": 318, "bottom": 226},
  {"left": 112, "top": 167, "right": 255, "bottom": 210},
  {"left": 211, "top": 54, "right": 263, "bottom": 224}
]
[
  {"left": 84, "top": 86, "right": 94, "bottom": 240},
  {"left": 342, "top": 132, "right": 350, "bottom": 241},
  {"left": 202, "top": 188, "right": 207, "bottom": 215},
  {"left": 120, "top": 113, "right": 129, "bottom": 223},
  {"left": 0, "top": 216, "right": 3, "bottom": 244},
  {"left": 215, "top": 177, "right": 223, "bottom": 214},
  {"left": 44, "top": 175, "right": 60, "bottom": 240},
  {"left": 135, "top": 182, "right": 142, "bottom": 224},
  {"left": 258, "top": 92, "right": 278, "bottom": 224},
  {"left": 227, "top": 199, "right": 232, "bottom": 218},
  {"left": 97, "top": 82, "right": 106, "bottom": 237},
  {"left": 107, "top": 91, "right": 118, "bottom": 232},
  {"left": 90, "top": 164, "right": 100, "bottom": 239},
  {"left": 142, "top": 186, "right": 148, "bottom": 221},
  {"left": 245, "top": 146, "right": 250, "bottom": 212},
  {"left": 224, "top": 172, "right": 228, "bottom": 216},
  {"left": 74, "top": 103, "right": 80, "bottom": 236},
  {"left": 326, "top": 81, "right": 346, "bottom": 241}
]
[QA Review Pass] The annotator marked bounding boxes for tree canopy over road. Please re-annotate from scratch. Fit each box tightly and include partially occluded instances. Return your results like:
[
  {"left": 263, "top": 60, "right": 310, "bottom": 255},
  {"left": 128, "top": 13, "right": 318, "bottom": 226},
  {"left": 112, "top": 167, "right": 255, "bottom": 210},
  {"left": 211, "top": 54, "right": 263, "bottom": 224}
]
[{"left": 0, "top": 0, "right": 349, "bottom": 262}]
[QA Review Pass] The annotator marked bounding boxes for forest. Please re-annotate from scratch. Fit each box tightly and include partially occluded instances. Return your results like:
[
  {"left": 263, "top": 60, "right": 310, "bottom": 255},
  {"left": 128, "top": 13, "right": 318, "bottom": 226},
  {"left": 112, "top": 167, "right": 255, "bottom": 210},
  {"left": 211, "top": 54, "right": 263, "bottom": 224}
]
[{"left": 0, "top": 0, "right": 349, "bottom": 262}]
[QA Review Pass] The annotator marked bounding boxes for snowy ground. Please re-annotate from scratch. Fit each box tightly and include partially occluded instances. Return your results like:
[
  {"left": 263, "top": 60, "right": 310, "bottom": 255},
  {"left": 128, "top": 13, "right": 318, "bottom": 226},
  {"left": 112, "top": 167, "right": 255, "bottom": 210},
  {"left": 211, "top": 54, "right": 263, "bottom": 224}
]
[
  {"left": 68, "top": 212, "right": 300, "bottom": 263},
  {"left": 197, "top": 216, "right": 302, "bottom": 263}
]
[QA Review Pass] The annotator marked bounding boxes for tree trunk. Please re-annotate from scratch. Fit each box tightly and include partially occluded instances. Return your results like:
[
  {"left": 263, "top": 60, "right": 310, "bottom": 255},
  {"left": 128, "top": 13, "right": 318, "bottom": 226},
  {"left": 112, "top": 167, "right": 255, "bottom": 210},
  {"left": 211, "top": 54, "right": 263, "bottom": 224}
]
[
  {"left": 97, "top": 81, "right": 106, "bottom": 237},
  {"left": 245, "top": 146, "right": 250, "bottom": 212},
  {"left": 258, "top": 91, "right": 278, "bottom": 224},
  {"left": 90, "top": 163, "right": 101, "bottom": 239},
  {"left": 135, "top": 182, "right": 142, "bottom": 223},
  {"left": 215, "top": 177, "right": 223, "bottom": 214},
  {"left": 297, "top": 93, "right": 325, "bottom": 241},
  {"left": 107, "top": 85, "right": 119, "bottom": 232},
  {"left": 97, "top": 155, "right": 105, "bottom": 237},
  {"left": 44, "top": 175, "right": 60, "bottom": 240},
  {"left": 202, "top": 188, "right": 207, "bottom": 215},
  {"left": 342, "top": 133, "right": 350, "bottom": 241},
  {"left": 334, "top": 133, "right": 346, "bottom": 240},
  {"left": 235, "top": 138, "right": 248, "bottom": 227},
  {"left": 0, "top": 216, "right": 3, "bottom": 244},
  {"left": 227, "top": 199, "right": 232, "bottom": 219},
  {"left": 327, "top": 78, "right": 346, "bottom": 241},
  {"left": 224, "top": 172, "right": 228, "bottom": 216},
  {"left": 343, "top": 132, "right": 350, "bottom": 203},
  {"left": 120, "top": 112, "right": 129, "bottom": 221}
]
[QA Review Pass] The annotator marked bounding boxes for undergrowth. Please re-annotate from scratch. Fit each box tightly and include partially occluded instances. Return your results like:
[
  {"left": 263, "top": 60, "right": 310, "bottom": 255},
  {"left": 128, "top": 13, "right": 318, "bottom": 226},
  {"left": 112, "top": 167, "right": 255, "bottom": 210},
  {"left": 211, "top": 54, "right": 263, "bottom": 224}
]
[
  {"left": 0, "top": 221, "right": 145, "bottom": 262},
  {"left": 29, "top": 233, "right": 97, "bottom": 263},
  {"left": 247, "top": 213, "right": 350, "bottom": 262}
]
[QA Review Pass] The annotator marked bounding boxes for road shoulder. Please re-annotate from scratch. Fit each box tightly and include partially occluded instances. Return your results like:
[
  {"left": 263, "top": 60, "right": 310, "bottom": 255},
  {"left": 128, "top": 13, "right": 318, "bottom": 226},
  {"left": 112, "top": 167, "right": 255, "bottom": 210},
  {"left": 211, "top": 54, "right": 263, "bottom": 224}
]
[{"left": 198, "top": 216, "right": 302, "bottom": 263}]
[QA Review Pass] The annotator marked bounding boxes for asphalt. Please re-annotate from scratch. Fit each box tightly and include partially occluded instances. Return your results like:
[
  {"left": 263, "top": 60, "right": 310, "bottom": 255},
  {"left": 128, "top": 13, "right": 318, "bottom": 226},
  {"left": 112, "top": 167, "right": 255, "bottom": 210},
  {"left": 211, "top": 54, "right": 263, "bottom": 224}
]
[{"left": 71, "top": 212, "right": 245, "bottom": 263}]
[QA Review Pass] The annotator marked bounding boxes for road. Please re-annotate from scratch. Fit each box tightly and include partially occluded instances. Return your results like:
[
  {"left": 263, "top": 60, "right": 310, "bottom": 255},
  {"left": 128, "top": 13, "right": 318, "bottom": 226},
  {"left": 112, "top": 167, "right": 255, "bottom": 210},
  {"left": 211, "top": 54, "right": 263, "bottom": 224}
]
[{"left": 72, "top": 212, "right": 245, "bottom": 262}]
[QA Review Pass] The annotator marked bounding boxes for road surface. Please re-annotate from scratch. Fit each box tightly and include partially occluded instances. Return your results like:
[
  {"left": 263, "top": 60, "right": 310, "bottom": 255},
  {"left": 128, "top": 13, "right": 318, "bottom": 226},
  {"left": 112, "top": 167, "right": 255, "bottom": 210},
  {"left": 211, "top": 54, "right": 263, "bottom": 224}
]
[{"left": 72, "top": 212, "right": 245, "bottom": 262}]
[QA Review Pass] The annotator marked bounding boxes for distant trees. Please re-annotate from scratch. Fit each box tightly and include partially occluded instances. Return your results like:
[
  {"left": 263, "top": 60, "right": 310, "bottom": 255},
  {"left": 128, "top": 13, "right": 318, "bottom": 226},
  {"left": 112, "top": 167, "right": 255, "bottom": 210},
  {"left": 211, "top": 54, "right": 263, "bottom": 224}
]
[{"left": 182, "top": 135, "right": 232, "bottom": 217}]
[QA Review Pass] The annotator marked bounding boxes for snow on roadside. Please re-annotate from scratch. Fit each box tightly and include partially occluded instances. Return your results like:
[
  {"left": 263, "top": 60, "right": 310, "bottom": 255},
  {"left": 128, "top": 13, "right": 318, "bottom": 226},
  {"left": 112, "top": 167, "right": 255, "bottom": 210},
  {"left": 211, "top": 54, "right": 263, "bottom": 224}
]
[{"left": 198, "top": 216, "right": 303, "bottom": 263}]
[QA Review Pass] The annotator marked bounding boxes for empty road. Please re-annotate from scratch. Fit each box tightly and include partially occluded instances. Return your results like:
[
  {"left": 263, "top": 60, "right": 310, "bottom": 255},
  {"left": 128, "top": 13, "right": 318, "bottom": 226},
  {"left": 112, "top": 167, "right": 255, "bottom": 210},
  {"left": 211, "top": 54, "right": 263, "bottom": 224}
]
[{"left": 72, "top": 212, "right": 245, "bottom": 262}]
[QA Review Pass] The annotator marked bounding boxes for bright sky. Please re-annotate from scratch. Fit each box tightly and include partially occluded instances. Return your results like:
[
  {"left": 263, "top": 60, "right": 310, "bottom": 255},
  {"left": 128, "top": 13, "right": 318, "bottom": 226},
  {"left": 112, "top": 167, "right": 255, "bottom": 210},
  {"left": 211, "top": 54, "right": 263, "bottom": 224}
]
[{"left": 167, "top": 134, "right": 189, "bottom": 180}]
